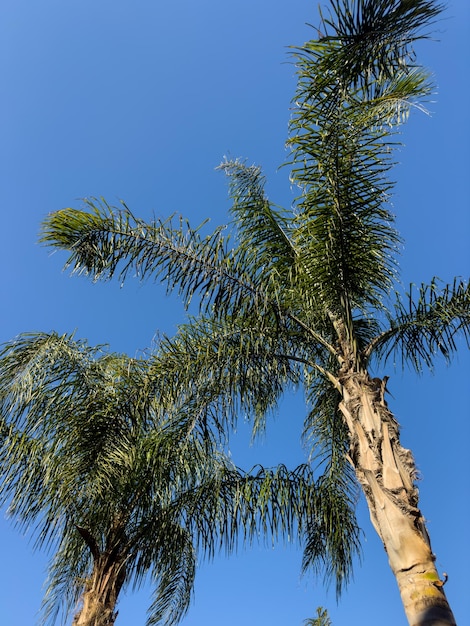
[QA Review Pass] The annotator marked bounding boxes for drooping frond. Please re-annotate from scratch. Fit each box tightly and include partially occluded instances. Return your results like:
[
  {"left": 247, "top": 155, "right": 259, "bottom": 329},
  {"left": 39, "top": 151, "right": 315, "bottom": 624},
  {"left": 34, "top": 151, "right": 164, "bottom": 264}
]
[
  {"left": 152, "top": 311, "right": 332, "bottom": 440},
  {"left": 217, "top": 159, "right": 343, "bottom": 342},
  {"left": 40, "top": 523, "right": 98, "bottom": 626},
  {"left": 365, "top": 278, "right": 470, "bottom": 371},
  {"left": 183, "top": 464, "right": 314, "bottom": 554},
  {"left": 0, "top": 333, "right": 114, "bottom": 529},
  {"left": 304, "top": 373, "right": 349, "bottom": 474},
  {"left": 302, "top": 472, "right": 361, "bottom": 598},
  {"left": 302, "top": 370, "right": 361, "bottom": 596},
  {"left": 172, "top": 461, "right": 360, "bottom": 595},
  {"left": 147, "top": 525, "right": 196, "bottom": 626}
]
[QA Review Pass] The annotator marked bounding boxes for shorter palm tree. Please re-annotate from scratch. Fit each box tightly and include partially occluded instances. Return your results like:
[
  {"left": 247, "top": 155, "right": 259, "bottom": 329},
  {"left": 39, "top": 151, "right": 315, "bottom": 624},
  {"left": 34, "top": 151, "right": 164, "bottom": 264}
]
[
  {"left": 0, "top": 332, "right": 348, "bottom": 626},
  {"left": 304, "top": 607, "right": 332, "bottom": 626}
]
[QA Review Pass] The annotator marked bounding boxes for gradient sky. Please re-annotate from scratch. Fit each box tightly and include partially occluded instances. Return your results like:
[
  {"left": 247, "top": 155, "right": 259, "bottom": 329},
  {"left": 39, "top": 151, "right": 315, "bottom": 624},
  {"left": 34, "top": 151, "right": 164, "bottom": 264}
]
[{"left": 1, "top": 1, "right": 469, "bottom": 624}]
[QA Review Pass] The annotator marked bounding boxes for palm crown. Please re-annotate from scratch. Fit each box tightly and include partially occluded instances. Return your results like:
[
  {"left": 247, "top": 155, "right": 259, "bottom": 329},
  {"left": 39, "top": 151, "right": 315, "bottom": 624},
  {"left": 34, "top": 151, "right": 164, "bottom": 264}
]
[{"left": 0, "top": 332, "right": 327, "bottom": 626}]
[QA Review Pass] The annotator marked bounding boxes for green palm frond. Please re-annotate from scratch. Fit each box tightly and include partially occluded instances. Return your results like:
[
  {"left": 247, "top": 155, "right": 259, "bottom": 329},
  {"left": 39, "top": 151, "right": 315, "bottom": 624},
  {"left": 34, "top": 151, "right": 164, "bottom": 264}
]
[
  {"left": 302, "top": 372, "right": 361, "bottom": 596},
  {"left": 238, "top": 464, "right": 321, "bottom": 544},
  {"left": 302, "top": 473, "right": 361, "bottom": 597},
  {"left": 189, "top": 464, "right": 317, "bottom": 551},
  {"left": 366, "top": 278, "right": 470, "bottom": 371},
  {"left": 169, "top": 460, "right": 361, "bottom": 593},
  {"left": 317, "top": 0, "right": 444, "bottom": 90},
  {"left": 289, "top": 108, "right": 401, "bottom": 320},
  {"left": 41, "top": 200, "right": 259, "bottom": 317},
  {"left": 0, "top": 335, "right": 161, "bottom": 531},
  {"left": 304, "top": 372, "right": 351, "bottom": 476},
  {"left": 218, "top": 159, "right": 297, "bottom": 280},
  {"left": 148, "top": 525, "right": 196, "bottom": 626},
  {"left": 153, "top": 312, "right": 332, "bottom": 440}
]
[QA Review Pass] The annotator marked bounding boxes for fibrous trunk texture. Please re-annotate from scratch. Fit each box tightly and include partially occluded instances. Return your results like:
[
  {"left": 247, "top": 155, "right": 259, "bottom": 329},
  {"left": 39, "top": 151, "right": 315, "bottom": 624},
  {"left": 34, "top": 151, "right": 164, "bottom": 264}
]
[
  {"left": 339, "top": 371, "right": 456, "bottom": 626},
  {"left": 72, "top": 549, "right": 126, "bottom": 626}
]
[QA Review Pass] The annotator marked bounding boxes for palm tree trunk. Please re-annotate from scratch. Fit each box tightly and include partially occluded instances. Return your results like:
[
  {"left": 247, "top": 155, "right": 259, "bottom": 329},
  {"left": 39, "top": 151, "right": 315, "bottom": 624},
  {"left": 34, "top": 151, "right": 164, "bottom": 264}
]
[
  {"left": 338, "top": 372, "right": 456, "bottom": 626},
  {"left": 72, "top": 553, "right": 126, "bottom": 626}
]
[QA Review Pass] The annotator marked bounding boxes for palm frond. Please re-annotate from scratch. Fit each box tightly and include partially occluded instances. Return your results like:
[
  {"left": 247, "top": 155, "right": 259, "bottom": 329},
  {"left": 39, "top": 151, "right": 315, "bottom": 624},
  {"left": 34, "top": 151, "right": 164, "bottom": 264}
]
[
  {"left": 366, "top": 278, "right": 470, "bottom": 371},
  {"left": 218, "top": 158, "right": 297, "bottom": 280},
  {"left": 301, "top": 370, "right": 361, "bottom": 596},
  {"left": 41, "top": 523, "right": 96, "bottom": 626},
  {"left": 301, "top": 473, "right": 361, "bottom": 598},
  {"left": 317, "top": 0, "right": 444, "bottom": 91},
  {"left": 41, "top": 199, "right": 261, "bottom": 318},
  {"left": 172, "top": 461, "right": 360, "bottom": 597},
  {"left": 152, "top": 312, "right": 330, "bottom": 440},
  {"left": 147, "top": 525, "right": 196, "bottom": 626},
  {"left": 288, "top": 85, "right": 402, "bottom": 319}
]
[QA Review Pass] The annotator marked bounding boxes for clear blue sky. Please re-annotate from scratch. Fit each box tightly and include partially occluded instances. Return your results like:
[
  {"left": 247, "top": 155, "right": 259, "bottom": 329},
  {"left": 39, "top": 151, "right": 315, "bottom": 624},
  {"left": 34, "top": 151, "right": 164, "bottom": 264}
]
[{"left": 1, "top": 1, "right": 469, "bottom": 624}]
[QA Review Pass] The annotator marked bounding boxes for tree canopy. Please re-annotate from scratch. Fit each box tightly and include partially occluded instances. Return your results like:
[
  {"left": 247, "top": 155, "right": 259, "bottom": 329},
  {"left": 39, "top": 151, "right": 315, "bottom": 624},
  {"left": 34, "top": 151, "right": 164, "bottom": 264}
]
[{"left": 0, "top": 332, "right": 345, "bottom": 625}]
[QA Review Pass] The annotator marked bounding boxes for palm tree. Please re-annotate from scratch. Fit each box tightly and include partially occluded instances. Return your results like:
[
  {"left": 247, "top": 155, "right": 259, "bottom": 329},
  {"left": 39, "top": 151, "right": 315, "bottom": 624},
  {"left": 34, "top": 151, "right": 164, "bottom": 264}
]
[
  {"left": 39, "top": 1, "right": 469, "bottom": 624},
  {"left": 0, "top": 332, "right": 325, "bottom": 626},
  {"left": 304, "top": 607, "right": 332, "bottom": 626}
]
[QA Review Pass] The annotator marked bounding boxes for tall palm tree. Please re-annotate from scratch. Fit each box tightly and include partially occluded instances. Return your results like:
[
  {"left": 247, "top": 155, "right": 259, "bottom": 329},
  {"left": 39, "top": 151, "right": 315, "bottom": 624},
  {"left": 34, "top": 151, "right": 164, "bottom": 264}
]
[
  {"left": 40, "top": 1, "right": 468, "bottom": 624},
  {"left": 0, "top": 332, "right": 327, "bottom": 626}
]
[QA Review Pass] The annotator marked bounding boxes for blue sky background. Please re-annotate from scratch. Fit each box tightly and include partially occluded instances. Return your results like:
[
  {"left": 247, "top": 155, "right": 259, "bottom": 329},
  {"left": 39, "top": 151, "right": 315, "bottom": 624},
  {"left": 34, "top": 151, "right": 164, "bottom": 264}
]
[{"left": 1, "top": 1, "right": 469, "bottom": 624}]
